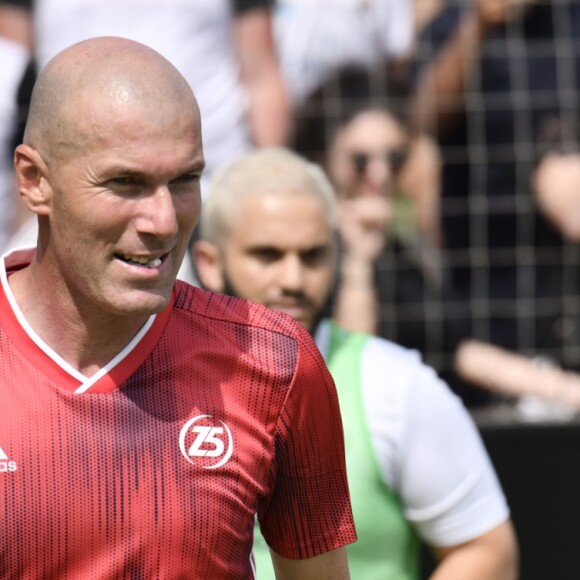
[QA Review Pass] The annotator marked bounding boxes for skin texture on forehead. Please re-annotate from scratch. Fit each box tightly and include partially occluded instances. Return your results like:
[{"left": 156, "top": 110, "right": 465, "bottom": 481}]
[{"left": 24, "top": 36, "right": 198, "bottom": 165}]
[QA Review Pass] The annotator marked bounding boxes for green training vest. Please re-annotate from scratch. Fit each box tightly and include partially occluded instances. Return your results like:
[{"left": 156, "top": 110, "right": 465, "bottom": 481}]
[{"left": 253, "top": 321, "right": 419, "bottom": 579}]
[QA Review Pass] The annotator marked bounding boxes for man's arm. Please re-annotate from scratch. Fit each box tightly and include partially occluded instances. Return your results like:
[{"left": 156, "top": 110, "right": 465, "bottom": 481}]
[
  {"left": 0, "top": 1, "right": 32, "bottom": 46},
  {"left": 533, "top": 151, "right": 580, "bottom": 243},
  {"left": 233, "top": 4, "right": 291, "bottom": 147},
  {"left": 332, "top": 196, "right": 390, "bottom": 335},
  {"left": 455, "top": 339, "right": 580, "bottom": 409},
  {"left": 411, "top": 0, "right": 538, "bottom": 134},
  {"left": 395, "top": 352, "right": 518, "bottom": 580},
  {"left": 271, "top": 547, "right": 350, "bottom": 580},
  {"left": 430, "top": 521, "right": 518, "bottom": 580},
  {"left": 256, "top": 324, "right": 356, "bottom": 576}
]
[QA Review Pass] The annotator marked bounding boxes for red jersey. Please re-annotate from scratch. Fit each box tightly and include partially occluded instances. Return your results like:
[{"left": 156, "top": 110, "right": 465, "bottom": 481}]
[{"left": 0, "top": 249, "right": 356, "bottom": 579}]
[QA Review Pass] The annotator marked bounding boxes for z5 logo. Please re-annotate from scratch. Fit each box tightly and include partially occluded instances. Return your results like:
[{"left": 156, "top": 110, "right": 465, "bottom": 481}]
[{"left": 179, "top": 415, "right": 234, "bottom": 469}]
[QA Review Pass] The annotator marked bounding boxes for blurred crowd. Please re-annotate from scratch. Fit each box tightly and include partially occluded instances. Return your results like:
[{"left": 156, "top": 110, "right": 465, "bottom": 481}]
[{"left": 5, "top": 0, "right": 580, "bottom": 414}]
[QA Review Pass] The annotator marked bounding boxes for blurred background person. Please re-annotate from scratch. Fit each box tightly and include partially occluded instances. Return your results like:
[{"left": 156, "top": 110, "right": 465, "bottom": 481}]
[
  {"left": 0, "top": 3, "right": 30, "bottom": 253},
  {"left": 412, "top": 0, "right": 442, "bottom": 41},
  {"left": 273, "top": 0, "right": 414, "bottom": 107},
  {"left": 287, "top": 65, "right": 470, "bottom": 401},
  {"left": 327, "top": 104, "right": 445, "bottom": 338},
  {"left": 192, "top": 147, "right": 518, "bottom": 580},
  {"left": 272, "top": 0, "right": 421, "bottom": 196},
  {"left": 454, "top": 145, "right": 580, "bottom": 416},
  {"left": 412, "top": 0, "right": 580, "bottom": 406}
]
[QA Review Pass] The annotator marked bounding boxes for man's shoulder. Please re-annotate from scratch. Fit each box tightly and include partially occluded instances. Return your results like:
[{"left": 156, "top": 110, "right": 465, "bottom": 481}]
[
  {"left": 172, "top": 280, "right": 304, "bottom": 340},
  {"left": 326, "top": 322, "right": 426, "bottom": 386},
  {"left": 365, "top": 333, "right": 421, "bottom": 362},
  {"left": 361, "top": 334, "right": 435, "bottom": 390},
  {"left": 332, "top": 322, "right": 423, "bottom": 368}
]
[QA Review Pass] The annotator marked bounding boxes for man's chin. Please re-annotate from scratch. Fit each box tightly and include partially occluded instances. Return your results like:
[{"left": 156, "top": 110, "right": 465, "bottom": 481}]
[{"left": 109, "top": 287, "right": 172, "bottom": 317}]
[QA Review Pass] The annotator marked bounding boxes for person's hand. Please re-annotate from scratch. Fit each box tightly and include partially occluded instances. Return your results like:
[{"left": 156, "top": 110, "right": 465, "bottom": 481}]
[
  {"left": 398, "top": 133, "right": 442, "bottom": 246},
  {"left": 337, "top": 196, "right": 390, "bottom": 263},
  {"left": 475, "top": 0, "right": 538, "bottom": 27},
  {"left": 533, "top": 152, "right": 580, "bottom": 242}
]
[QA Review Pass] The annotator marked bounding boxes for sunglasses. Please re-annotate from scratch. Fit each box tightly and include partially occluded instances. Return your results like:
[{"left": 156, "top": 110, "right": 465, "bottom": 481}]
[{"left": 351, "top": 147, "right": 409, "bottom": 176}]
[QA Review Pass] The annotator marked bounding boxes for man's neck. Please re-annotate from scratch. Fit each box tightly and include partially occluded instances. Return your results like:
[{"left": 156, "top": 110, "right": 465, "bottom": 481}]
[{"left": 7, "top": 264, "right": 150, "bottom": 377}]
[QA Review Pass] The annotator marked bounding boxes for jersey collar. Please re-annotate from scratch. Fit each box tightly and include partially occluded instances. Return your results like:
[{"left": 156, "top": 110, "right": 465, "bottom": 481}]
[{"left": 0, "top": 247, "right": 173, "bottom": 394}]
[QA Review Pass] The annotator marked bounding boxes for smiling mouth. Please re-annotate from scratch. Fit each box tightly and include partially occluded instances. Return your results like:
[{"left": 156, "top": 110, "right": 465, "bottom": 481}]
[{"left": 116, "top": 254, "right": 164, "bottom": 269}]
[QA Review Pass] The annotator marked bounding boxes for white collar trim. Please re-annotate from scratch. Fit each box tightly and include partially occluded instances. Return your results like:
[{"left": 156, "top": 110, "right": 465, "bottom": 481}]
[{"left": 1, "top": 246, "right": 156, "bottom": 393}]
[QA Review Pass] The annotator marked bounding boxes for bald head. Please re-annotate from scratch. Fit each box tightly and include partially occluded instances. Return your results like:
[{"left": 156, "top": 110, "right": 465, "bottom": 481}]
[{"left": 24, "top": 36, "right": 199, "bottom": 164}]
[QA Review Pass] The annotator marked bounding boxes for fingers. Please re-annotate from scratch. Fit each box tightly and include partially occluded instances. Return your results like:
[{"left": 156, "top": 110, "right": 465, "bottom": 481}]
[{"left": 475, "top": 0, "right": 537, "bottom": 26}]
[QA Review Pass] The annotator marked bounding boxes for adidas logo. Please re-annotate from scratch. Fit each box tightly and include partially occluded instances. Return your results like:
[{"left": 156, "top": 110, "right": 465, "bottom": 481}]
[{"left": 0, "top": 447, "right": 17, "bottom": 472}]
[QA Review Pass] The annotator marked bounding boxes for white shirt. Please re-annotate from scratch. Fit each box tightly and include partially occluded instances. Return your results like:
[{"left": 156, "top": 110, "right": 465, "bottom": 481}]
[
  {"left": 315, "top": 320, "right": 510, "bottom": 546},
  {"left": 274, "top": 0, "right": 413, "bottom": 104}
]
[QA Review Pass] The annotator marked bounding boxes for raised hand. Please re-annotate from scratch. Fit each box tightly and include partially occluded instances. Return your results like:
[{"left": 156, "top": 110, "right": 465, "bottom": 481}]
[
  {"left": 475, "top": 0, "right": 539, "bottom": 27},
  {"left": 337, "top": 196, "right": 391, "bottom": 263}
]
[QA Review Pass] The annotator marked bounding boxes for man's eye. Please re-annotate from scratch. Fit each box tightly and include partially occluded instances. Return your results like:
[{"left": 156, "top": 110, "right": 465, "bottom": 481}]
[
  {"left": 109, "top": 177, "right": 137, "bottom": 187},
  {"left": 172, "top": 174, "right": 201, "bottom": 185},
  {"left": 302, "top": 248, "right": 329, "bottom": 265},
  {"left": 253, "top": 248, "right": 281, "bottom": 262}
]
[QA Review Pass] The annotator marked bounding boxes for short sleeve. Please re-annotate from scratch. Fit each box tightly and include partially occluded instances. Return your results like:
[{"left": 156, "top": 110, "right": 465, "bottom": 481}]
[
  {"left": 258, "top": 323, "right": 357, "bottom": 559},
  {"left": 398, "top": 363, "right": 510, "bottom": 547}
]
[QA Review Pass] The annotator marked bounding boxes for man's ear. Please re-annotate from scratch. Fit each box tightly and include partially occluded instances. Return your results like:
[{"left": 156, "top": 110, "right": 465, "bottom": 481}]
[
  {"left": 193, "top": 239, "right": 226, "bottom": 292},
  {"left": 14, "top": 144, "right": 52, "bottom": 216}
]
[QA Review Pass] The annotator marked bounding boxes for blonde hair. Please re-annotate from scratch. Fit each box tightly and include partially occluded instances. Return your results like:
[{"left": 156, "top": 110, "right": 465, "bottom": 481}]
[{"left": 200, "top": 148, "right": 337, "bottom": 245}]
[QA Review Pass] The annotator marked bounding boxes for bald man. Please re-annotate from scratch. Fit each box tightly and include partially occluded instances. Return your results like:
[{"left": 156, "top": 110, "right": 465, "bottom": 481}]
[{"left": 0, "top": 37, "right": 355, "bottom": 579}]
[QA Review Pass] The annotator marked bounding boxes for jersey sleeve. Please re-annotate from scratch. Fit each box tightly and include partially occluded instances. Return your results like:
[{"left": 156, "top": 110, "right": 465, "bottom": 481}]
[
  {"left": 397, "top": 362, "right": 510, "bottom": 547},
  {"left": 257, "top": 323, "right": 357, "bottom": 559}
]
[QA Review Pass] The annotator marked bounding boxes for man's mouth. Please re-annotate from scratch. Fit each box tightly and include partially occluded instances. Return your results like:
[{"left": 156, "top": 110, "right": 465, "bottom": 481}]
[
  {"left": 116, "top": 254, "right": 164, "bottom": 269},
  {"left": 271, "top": 302, "right": 310, "bottom": 319}
]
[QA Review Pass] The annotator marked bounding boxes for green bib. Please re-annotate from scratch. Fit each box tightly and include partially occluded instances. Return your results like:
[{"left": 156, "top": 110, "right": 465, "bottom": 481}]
[{"left": 253, "top": 321, "right": 419, "bottom": 579}]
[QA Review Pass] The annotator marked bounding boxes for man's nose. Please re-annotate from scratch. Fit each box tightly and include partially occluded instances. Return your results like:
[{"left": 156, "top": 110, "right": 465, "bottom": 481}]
[
  {"left": 279, "top": 254, "right": 305, "bottom": 292},
  {"left": 136, "top": 186, "right": 179, "bottom": 239}
]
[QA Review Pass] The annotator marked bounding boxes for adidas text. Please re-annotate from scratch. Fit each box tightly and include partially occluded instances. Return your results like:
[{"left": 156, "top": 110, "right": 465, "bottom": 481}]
[{"left": 0, "top": 461, "right": 17, "bottom": 472}]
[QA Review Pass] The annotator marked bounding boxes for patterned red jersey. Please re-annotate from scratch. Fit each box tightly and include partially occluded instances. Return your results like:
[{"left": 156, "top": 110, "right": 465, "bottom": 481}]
[{"left": 0, "top": 249, "right": 356, "bottom": 579}]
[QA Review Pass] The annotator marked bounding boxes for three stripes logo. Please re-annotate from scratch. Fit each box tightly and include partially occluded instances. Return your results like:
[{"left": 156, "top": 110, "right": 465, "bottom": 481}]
[{"left": 0, "top": 447, "right": 17, "bottom": 472}]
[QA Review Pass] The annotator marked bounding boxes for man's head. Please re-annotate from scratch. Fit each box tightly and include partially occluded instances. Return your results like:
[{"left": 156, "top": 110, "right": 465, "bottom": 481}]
[
  {"left": 14, "top": 36, "right": 205, "bottom": 318},
  {"left": 327, "top": 108, "right": 408, "bottom": 203},
  {"left": 194, "top": 148, "right": 336, "bottom": 332}
]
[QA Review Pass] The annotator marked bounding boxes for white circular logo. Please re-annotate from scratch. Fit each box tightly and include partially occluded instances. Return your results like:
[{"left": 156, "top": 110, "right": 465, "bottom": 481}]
[{"left": 179, "top": 414, "right": 234, "bottom": 469}]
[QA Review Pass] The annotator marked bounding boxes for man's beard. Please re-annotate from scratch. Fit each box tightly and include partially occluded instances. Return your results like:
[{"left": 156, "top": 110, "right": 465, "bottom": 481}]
[{"left": 219, "top": 269, "right": 325, "bottom": 336}]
